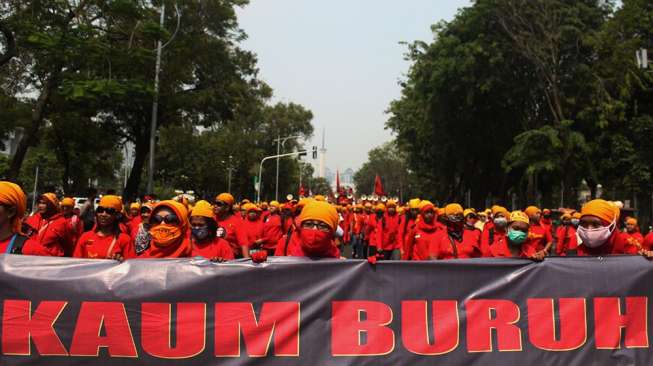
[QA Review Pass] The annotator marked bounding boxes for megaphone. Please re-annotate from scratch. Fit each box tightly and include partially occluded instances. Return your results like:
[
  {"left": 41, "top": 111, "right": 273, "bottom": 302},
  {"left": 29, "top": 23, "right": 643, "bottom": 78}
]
[
  {"left": 286, "top": 194, "right": 294, "bottom": 201},
  {"left": 381, "top": 196, "right": 388, "bottom": 202},
  {"left": 371, "top": 194, "right": 379, "bottom": 201},
  {"left": 361, "top": 195, "right": 368, "bottom": 201}
]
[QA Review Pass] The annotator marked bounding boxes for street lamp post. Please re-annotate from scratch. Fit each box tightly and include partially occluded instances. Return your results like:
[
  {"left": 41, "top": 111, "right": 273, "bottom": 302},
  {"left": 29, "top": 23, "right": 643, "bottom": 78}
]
[
  {"left": 273, "top": 135, "right": 302, "bottom": 201},
  {"left": 258, "top": 150, "right": 307, "bottom": 203}
]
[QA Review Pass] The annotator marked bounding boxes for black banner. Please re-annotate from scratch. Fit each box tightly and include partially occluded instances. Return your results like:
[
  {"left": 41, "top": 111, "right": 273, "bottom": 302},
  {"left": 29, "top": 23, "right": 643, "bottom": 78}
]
[{"left": 0, "top": 254, "right": 651, "bottom": 365}]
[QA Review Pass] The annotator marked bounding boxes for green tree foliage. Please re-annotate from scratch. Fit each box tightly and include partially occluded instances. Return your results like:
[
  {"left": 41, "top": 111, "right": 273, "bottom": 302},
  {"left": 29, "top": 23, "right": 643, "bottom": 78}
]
[
  {"left": 354, "top": 142, "right": 419, "bottom": 200},
  {"left": 387, "top": 0, "right": 653, "bottom": 210}
]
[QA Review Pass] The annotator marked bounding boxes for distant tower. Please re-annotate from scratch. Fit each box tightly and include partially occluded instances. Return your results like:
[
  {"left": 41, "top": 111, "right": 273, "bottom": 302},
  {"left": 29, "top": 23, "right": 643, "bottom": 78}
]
[{"left": 318, "top": 128, "right": 327, "bottom": 178}]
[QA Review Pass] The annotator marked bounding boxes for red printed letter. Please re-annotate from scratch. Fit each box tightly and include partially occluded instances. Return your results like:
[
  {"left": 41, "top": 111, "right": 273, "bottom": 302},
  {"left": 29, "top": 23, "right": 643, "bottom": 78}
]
[
  {"left": 69, "top": 302, "right": 137, "bottom": 357},
  {"left": 528, "top": 298, "right": 587, "bottom": 351},
  {"left": 2, "top": 300, "right": 68, "bottom": 356},
  {"left": 402, "top": 300, "right": 459, "bottom": 355},
  {"left": 331, "top": 301, "right": 394, "bottom": 356},
  {"left": 594, "top": 297, "right": 648, "bottom": 349},
  {"left": 215, "top": 302, "right": 300, "bottom": 357},
  {"left": 466, "top": 299, "right": 522, "bottom": 352},
  {"left": 141, "top": 303, "right": 206, "bottom": 359}
]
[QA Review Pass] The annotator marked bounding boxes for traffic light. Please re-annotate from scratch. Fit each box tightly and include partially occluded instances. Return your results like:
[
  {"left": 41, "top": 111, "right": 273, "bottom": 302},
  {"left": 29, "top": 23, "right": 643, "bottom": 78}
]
[{"left": 312, "top": 146, "right": 318, "bottom": 159}]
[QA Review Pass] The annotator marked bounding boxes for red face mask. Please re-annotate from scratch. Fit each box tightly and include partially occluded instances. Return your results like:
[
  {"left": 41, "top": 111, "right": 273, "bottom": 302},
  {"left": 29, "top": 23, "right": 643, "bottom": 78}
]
[{"left": 299, "top": 228, "right": 334, "bottom": 256}]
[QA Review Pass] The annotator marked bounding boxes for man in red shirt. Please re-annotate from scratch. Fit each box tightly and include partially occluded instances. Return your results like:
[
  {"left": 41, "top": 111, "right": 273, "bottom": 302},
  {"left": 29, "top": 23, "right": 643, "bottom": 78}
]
[
  {"left": 623, "top": 217, "right": 644, "bottom": 251},
  {"left": 74, "top": 195, "right": 132, "bottom": 260},
  {"left": 213, "top": 193, "right": 246, "bottom": 258},
  {"left": 376, "top": 200, "right": 401, "bottom": 260},
  {"left": 22, "top": 193, "right": 73, "bottom": 257},
  {"left": 576, "top": 199, "right": 644, "bottom": 256},
  {"left": 399, "top": 198, "right": 420, "bottom": 259},
  {"left": 238, "top": 203, "right": 265, "bottom": 257},
  {"left": 555, "top": 213, "right": 578, "bottom": 256},
  {"left": 429, "top": 204, "right": 481, "bottom": 260},
  {"left": 405, "top": 200, "right": 441, "bottom": 261},
  {"left": 262, "top": 201, "right": 283, "bottom": 255},
  {"left": 60, "top": 197, "right": 83, "bottom": 253},
  {"left": 523, "top": 206, "right": 552, "bottom": 259},
  {"left": 480, "top": 205, "right": 509, "bottom": 257}
]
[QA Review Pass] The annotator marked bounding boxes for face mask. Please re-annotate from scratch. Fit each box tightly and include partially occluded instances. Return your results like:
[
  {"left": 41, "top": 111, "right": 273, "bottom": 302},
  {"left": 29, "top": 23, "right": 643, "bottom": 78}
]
[
  {"left": 571, "top": 219, "right": 580, "bottom": 226},
  {"left": 299, "top": 228, "right": 334, "bottom": 256},
  {"left": 150, "top": 224, "right": 183, "bottom": 247},
  {"left": 507, "top": 229, "right": 527, "bottom": 245},
  {"left": 494, "top": 217, "right": 508, "bottom": 228},
  {"left": 577, "top": 220, "right": 615, "bottom": 248},
  {"left": 192, "top": 227, "right": 210, "bottom": 241}
]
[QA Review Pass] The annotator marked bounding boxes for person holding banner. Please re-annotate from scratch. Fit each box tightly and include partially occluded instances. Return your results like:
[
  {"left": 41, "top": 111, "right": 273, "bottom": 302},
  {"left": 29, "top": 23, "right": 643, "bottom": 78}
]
[
  {"left": 480, "top": 206, "right": 509, "bottom": 257},
  {"left": 523, "top": 206, "right": 552, "bottom": 259},
  {"left": 238, "top": 203, "right": 266, "bottom": 257},
  {"left": 74, "top": 195, "right": 132, "bottom": 260},
  {"left": 429, "top": 203, "right": 481, "bottom": 260},
  {"left": 0, "top": 181, "right": 28, "bottom": 255},
  {"left": 275, "top": 200, "right": 340, "bottom": 258},
  {"left": 555, "top": 213, "right": 578, "bottom": 256},
  {"left": 136, "top": 200, "right": 192, "bottom": 258},
  {"left": 489, "top": 211, "right": 545, "bottom": 260},
  {"left": 22, "top": 193, "right": 73, "bottom": 257},
  {"left": 576, "top": 199, "right": 648, "bottom": 257},
  {"left": 190, "top": 200, "right": 234, "bottom": 262}
]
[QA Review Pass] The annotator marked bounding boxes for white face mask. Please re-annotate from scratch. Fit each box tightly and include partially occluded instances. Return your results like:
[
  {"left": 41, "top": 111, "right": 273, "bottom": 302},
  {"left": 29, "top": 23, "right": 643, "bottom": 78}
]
[{"left": 577, "top": 220, "right": 616, "bottom": 248}]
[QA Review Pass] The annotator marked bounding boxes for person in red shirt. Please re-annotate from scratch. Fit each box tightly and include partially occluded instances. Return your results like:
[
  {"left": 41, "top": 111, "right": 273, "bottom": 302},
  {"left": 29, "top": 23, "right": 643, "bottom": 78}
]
[
  {"left": 0, "top": 181, "right": 28, "bottom": 254},
  {"left": 576, "top": 199, "right": 649, "bottom": 257},
  {"left": 366, "top": 203, "right": 385, "bottom": 257},
  {"left": 274, "top": 200, "right": 340, "bottom": 258},
  {"left": 375, "top": 200, "right": 402, "bottom": 260},
  {"left": 136, "top": 200, "right": 192, "bottom": 258},
  {"left": 74, "top": 195, "right": 132, "bottom": 260},
  {"left": 463, "top": 208, "right": 482, "bottom": 250},
  {"left": 522, "top": 206, "right": 552, "bottom": 259},
  {"left": 213, "top": 193, "right": 246, "bottom": 258},
  {"left": 555, "top": 213, "right": 578, "bottom": 256},
  {"left": 541, "top": 208, "right": 553, "bottom": 236},
  {"left": 429, "top": 203, "right": 481, "bottom": 260},
  {"left": 349, "top": 204, "right": 366, "bottom": 259},
  {"left": 22, "top": 193, "right": 73, "bottom": 257},
  {"left": 238, "top": 203, "right": 266, "bottom": 257},
  {"left": 126, "top": 202, "right": 142, "bottom": 234},
  {"left": 480, "top": 206, "right": 509, "bottom": 257},
  {"left": 261, "top": 201, "right": 284, "bottom": 255},
  {"left": 623, "top": 217, "right": 645, "bottom": 251},
  {"left": 406, "top": 201, "right": 441, "bottom": 261},
  {"left": 190, "top": 200, "right": 234, "bottom": 261},
  {"left": 490, "top": 211, "right": 545, "bottom": 260},
  {"left": 399, "top": 199, "right": 421, "bottom": 259},
  {"left": 60, "top": 197, "right": 83, "bottom": 253}
]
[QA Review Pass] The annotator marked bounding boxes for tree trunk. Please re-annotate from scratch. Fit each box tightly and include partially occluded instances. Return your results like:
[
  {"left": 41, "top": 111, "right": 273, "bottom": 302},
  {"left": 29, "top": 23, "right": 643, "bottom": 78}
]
[
  {"left": 123, "top": 134, "right": 149, "bottom": 201},
  {"left": 7, "top": 73, "right": 58, "bottom": 181}
]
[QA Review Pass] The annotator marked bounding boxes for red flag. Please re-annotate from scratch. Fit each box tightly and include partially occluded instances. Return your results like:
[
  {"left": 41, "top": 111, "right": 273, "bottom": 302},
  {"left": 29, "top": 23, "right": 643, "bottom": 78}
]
[
  {"left": 299, "top": 185, "right": 306, "bottom": 198},
  {"left": 374, "top": 175, "right": 385, "bottom": 196}
]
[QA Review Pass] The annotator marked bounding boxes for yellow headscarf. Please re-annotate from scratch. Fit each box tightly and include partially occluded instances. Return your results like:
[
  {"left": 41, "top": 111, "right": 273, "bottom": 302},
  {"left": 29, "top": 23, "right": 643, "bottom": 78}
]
[{"left": 0, "top": 181, "right": 27, "bottom": 234}]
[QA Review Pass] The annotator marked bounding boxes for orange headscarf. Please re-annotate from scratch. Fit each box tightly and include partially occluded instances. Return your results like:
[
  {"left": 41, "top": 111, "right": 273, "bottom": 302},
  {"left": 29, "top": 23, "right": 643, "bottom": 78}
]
[
  {"left": 215, "top": 193, "right": 235, "bottom": 206},
  {"left": 41, "top": 193, "right": 60, "bottom": 213},
  {"left": 581, "top": 199, "right": 619, "bottom": 225},
  {"left": 99, "top": 195, "right": 123, "bottom": 211},
  {"left": 298, "top": 201, "right": 339, "bottom": 231},
  {"left": 0, "top": 181, "right": 27, "bottom": 234},
  {"left": 147, "top": 200, "right": 191, "bottom": 258}
]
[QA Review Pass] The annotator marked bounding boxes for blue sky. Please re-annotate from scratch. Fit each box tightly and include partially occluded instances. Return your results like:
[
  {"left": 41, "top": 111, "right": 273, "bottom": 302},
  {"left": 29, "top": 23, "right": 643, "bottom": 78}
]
[{"left": 236, "top": 0, "right": 472, "bottom": 172}]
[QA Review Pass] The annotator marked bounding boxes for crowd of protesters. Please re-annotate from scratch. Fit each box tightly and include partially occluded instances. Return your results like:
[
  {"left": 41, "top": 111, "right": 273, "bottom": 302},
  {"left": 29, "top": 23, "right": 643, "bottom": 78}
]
[{"left": 1, "top": 180, "right": 652, "bottom": 264}]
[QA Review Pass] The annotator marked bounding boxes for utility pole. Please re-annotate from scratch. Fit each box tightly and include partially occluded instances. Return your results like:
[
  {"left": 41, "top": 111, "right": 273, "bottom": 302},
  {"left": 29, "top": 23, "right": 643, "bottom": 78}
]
[
  {"left": 227, "top": 155, "right": 233, "bottom": 193},
  {"left": 258, "top": 150, "right": 307, "bottom": 203}
]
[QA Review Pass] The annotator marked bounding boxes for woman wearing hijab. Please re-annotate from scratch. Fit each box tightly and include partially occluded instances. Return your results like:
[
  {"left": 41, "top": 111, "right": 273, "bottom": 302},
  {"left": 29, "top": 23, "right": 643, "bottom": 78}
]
[
  {"left": 429, "top": 203, "right": 481, "bottom": 260},
  {"left": 623, "top": 217, "right": 644, "bottom": 251},
  {"left": 131, "top": 202, "right": 154, "bottom": 255},
  {"left": 480, "top": 206, "right": 509, "bottom": 257},
  {"left": 522, "top": 206, "right": 553, "bottom": 259},
  {"left": 22, "top": 193, "right": 73, "bottom": 257},
  {"left": 238, "top": 203, "right": 266, "bottom": 257},
  {"left": 136, "top": 200, "right": 192, "bottom": 258},
  {"left": 274, "top": 200, "right": 340, "bottom": 258},
  {"left": 405, "top": 201, "right": 442, "bottom": 261},
  {"left": 376, "top": 200, "right": 402, "bottom": 260},
  {"left": 576, "top": 199, "right": 644, "bottom": 256},
  {"left": 190, "top": 200, "right": 234, "bottom": 262},
  {"left": 0, "top": 181, "right": 28, "bottom": 254},
  {"left": 74, "top": 195, "right": 133, "bottom": 260}
]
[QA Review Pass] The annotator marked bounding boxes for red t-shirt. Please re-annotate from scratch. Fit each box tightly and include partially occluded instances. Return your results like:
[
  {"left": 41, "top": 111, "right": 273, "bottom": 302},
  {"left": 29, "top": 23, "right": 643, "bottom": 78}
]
[
  {"left": 192, "top": 237, "right": 235, "bottom": 260},
  {"left": 74, "top": 231, "right": 133, "bottom": 259},
  {"left": 643, "top": 232, "right": 653, "bottom": 251},
  {"left": 430, "top": 229, "right": 481, "bottom": 260},
  {"left": 555, "top": 225, "right": 578, "bottom": 256},
  {"left": 407, "top": 220, "right": 441, "bottom": 261},
  {"left": 238, "top": 217, "right": 265, "bottom": 250},
  {"left": 216, "top": 214, "right": 243, "bottom": 256},
  {"left": 523, "top": 222, "right": 553, "bottom": 254}
]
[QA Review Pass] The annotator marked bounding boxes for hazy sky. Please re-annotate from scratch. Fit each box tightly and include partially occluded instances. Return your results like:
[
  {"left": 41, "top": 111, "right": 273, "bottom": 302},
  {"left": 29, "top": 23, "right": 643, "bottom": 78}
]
[{"left": 236, "top": 0, "right": 472, "bottom": 173}]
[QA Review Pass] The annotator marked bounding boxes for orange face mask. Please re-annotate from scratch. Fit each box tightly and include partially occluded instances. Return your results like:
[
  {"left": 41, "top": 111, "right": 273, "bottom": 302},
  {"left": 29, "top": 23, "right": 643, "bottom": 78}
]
[{"left": 150, "top": 224, "right": 183, "bottom": 247}]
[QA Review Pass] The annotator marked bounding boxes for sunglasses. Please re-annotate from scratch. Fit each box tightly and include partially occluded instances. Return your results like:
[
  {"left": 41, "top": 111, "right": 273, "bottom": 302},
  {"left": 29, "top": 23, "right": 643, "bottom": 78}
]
[
  {"left": 96, "top": 207, "right": 118, "bottom": 215},
  {"left": 151, "top": 214, "right": 180, "bottom": 225},
  {"left": 141, "top": 207, "right": 152, "bottom": 214},
  {"left": 301, "top": 221, "right": 331, "bottom": 232}
]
